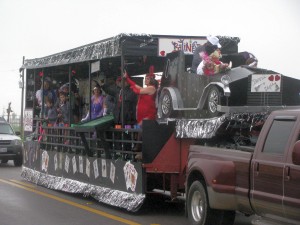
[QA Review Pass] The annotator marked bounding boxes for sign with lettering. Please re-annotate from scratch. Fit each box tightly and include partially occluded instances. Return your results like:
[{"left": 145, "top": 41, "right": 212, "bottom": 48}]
[
  {"left": 91, "top": 60, "right": 100, "bottom": 73},
  {"left": 158, "top": 38, "right": 206, "bottom": 56},
  {"left": 251, "top": 74, "right": 281, "bottom": 92},
  {"left": 24, "top": 108, "right": 33, "bottom": 132}
]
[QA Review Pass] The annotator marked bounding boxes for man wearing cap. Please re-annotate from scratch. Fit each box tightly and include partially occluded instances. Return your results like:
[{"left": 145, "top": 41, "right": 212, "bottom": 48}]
[{"left": 191, "top": 35, "right": 222, "bottom": 73}]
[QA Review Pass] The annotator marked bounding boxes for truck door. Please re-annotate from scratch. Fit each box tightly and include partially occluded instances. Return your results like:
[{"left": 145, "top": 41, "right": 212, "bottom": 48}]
[
  {"left": 283, "top": 131, "right": 300, "bottom": 222},
  {"left": 250, "top": 116, "right": 296, "bottom": 219}
]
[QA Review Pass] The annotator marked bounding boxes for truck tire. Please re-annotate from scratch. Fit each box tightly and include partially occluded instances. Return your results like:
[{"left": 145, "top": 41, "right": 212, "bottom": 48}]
[
  {"left": 14, "top": 156, "right": 22, "bottom": 167},
  {"left": 207, "top": 86, "right": 221, "bottom": 117},
  {"left": 187, "top": 180, "right": 223, "bottom": 225},
  {"left": 1, "top": 159, "right": 8, "bottom": 163},
  {"left": 160, "top": 90, "right": 176, "bottom": 118}
]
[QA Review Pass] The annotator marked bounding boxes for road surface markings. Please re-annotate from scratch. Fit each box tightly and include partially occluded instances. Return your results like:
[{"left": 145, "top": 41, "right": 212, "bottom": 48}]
[
  {"left": 0, "top": 178, "right": 141, "bottom": 225},
  {"left": 9, "top": 179, "right": 36, "bottom": 188}
]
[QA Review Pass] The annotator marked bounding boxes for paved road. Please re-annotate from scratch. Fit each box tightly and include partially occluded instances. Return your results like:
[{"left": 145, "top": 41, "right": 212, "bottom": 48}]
[{"left": 0, "top": 160, "right": 254, "bottom": 225}]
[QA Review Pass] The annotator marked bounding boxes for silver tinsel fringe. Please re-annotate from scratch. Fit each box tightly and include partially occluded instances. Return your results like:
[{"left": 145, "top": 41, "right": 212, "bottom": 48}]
[{"left": 21, "top": 167, "right": 145, "bottom": 212}]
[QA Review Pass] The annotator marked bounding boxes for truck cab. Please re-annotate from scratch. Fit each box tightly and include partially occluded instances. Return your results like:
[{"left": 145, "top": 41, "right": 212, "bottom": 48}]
[{"left": 250, "top": 109, "right": 300, "bottom": 224}]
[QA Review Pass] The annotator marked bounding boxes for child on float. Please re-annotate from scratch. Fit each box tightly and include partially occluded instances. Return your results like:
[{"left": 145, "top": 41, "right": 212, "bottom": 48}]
[{"left": 55, "top": 91, "right": 70, "bottom": 145}]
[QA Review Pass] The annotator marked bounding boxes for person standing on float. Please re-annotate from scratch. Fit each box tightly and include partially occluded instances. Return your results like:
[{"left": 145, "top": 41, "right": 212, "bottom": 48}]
[
  {"left": 124, "top": 67, "right": 158, "bottom": 127},
  {"left": 124, "top": 66, "right": 158, "bottom": 158}
]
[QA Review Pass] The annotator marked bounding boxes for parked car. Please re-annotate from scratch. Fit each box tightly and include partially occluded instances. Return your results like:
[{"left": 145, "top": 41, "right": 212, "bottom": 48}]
[
  {"left": 0, "top": 118, "right": 23, "bottom": 166},
  {"left": 157, "top": 51, "right": 300, "bottom": 119}
]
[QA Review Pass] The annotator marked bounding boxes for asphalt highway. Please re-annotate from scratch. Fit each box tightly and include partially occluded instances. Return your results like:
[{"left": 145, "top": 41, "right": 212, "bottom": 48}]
[{"left": 0, "top": 160, "right": 253, "bottom": 225}]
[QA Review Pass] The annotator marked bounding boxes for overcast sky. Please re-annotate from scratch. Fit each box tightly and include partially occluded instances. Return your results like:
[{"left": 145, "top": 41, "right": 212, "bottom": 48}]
[{"left": 0, "top": 0, "right": 300, "bottom": 115}]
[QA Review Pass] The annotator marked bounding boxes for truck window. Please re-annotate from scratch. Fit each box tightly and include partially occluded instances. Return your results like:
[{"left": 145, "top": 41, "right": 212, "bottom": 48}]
[{"left": 263, "top": 120, "right": 295, "bottom": 154}]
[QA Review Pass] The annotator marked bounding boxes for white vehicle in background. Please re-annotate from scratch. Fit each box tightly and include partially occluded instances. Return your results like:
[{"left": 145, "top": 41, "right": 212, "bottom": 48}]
[{"left": 0, "top": 117, "right": 23, "bottom": 166}]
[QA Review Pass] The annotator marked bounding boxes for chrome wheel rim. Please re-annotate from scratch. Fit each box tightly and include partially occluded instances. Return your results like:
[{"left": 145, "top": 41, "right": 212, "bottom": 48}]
[
  {"left": 208, "top": 89, "right": 218, "bottom": 114},
  {"left": 161, "top": 93, "right": 171, "bottom": 116},
  {"left": 191, "top": 190, "right": 204, "bottom": 222}
]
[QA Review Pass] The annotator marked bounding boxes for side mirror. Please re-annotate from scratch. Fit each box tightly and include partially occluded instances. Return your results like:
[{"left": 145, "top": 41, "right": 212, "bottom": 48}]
[
  {"left": 292, "top": 140, "right": 300, "bottom": 165},
  {"left": 15, "top": 131, "right": 21, "bottom": 136}
]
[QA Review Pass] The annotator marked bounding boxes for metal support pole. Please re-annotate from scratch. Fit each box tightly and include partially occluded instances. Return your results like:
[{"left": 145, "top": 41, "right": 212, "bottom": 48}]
[
  {"left": 41, "top": 69, "right": 44, "bottom": 119},
  {"left": 120, "top": 40, "right": 125, "bottom": 127},
  {"left": 88, "top": 62, "right": 91, "bottom": 121},
  {"left": 20, "top": 56, "right": 25, "bottom": 139},
  {"left": 68, "top": 65, "right": 71, "bottom": 125}
]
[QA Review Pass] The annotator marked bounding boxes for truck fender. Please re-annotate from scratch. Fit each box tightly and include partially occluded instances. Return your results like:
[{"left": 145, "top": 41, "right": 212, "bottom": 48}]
[
  {"left": 197, "top": 82, "right": 231, "bottom": 110},
  {"left": 206, "top": 160, "right": 237, "bottom": 210},
  {"left": 188, "top": 156, "right": 237, "bottom": 209},
  {"left": 159, "top": 87, "right": 184, "bottom": 110}
]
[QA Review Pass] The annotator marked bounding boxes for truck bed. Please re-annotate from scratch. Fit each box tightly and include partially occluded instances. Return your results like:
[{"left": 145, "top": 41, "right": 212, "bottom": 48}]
[{"left": 188, "top": 145, "right": 254, "bottom": 214}]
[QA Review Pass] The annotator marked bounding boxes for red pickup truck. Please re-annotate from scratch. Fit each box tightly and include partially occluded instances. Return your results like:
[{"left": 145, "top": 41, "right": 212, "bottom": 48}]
[{"left": 186, "top": 109, "right": 300, "bottom": 225}]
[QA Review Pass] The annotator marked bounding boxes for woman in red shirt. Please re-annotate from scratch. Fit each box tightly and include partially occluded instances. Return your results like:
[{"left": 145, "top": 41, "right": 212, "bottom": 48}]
[
  {"left": 124, "top": 68, "right": 158, "bottom": 159},
  {"left": 124, "top": 70, "right": 158, "bottom": 126}
]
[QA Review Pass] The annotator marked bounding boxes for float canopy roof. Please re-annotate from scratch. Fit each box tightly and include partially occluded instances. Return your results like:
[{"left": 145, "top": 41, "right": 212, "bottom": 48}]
[{"left": 21, "top": 33, "right": 240, "bottom": 69}]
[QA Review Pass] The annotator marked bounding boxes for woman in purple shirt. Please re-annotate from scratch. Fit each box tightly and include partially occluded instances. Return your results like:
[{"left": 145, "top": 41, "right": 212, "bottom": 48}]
[{"left": 91, "top": 86, "right": 105, "bottom": 119}]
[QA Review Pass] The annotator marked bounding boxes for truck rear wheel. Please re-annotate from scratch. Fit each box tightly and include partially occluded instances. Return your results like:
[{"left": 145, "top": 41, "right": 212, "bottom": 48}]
[{"left": 187, "top": 180, "right": 223, "bottom": 225}]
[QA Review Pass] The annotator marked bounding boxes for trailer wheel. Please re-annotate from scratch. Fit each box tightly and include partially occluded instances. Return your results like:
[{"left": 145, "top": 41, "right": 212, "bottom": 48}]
[
  {"left": 14, "top": 156, "right": 22, "bottom": 167},
  {"left": 207, "top": 86, "right": 221, "bottom": 117},
  {"left": 1, "top": 159, "right": 8, "bottom": 164},
  {"left": 187, "top": 180, "right": 223, "bottom": 225},
  {"left": 160, "top": 90, "right": 176, "bottom": 118}
]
